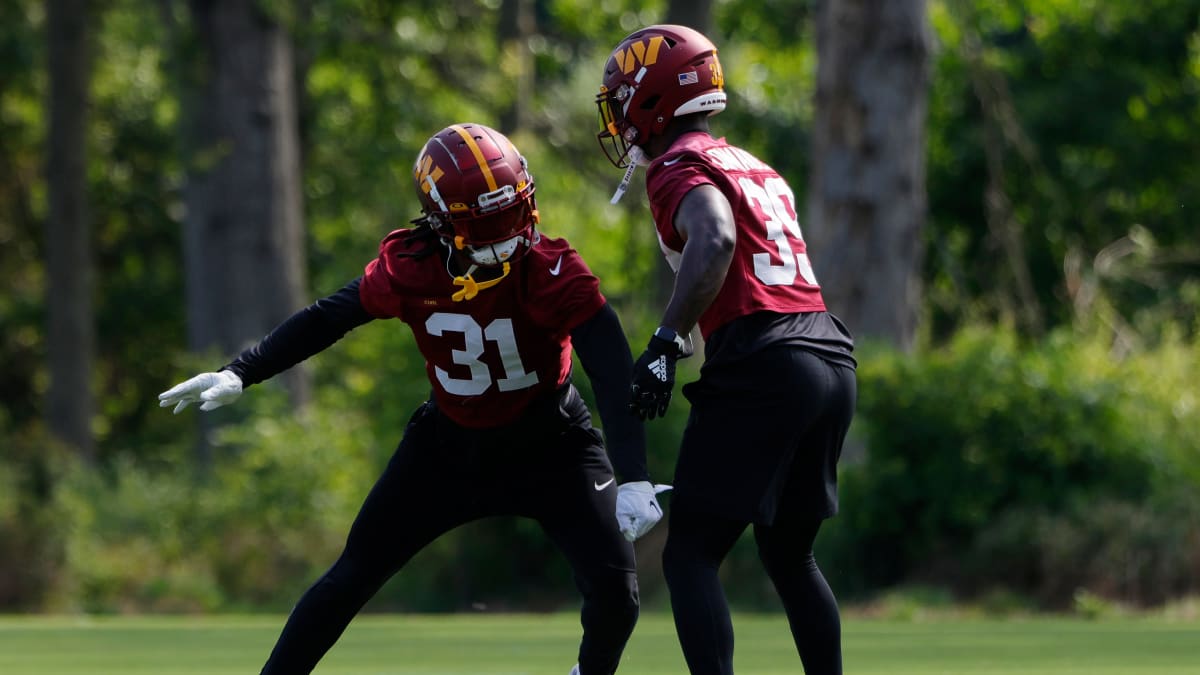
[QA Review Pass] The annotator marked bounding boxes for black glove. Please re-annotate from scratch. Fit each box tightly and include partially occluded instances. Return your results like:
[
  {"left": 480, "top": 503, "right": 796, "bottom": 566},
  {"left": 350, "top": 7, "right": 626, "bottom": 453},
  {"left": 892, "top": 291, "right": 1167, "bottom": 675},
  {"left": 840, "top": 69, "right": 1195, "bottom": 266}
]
[{"left": 630, "top": 328, "right": 685, "bottom": 421}]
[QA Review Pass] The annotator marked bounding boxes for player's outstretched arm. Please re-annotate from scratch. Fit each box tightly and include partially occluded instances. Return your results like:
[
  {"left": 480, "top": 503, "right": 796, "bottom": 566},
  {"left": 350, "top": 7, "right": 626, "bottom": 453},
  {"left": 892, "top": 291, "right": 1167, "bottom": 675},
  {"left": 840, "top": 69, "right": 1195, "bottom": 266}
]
[{"left": 157, "top": 278, "right": 375, "bottom": 414}]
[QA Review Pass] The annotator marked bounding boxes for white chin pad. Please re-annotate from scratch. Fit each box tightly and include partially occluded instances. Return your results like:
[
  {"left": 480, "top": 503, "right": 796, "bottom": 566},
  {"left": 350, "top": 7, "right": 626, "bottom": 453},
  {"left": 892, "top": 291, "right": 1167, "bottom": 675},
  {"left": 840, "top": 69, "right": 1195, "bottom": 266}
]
[{"left": 465, "top": 236, "right": 523, "bottom": 266}]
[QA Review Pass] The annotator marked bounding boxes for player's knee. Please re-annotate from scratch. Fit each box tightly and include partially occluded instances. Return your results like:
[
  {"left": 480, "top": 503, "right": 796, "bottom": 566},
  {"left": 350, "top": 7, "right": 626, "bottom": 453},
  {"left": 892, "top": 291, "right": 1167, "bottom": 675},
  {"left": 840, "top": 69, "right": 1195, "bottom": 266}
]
[
  {"left": 324, "top": 548, "right": 403, "bottom": 597},
  {"left": 755, "top": 520, "right": 821, "bottom": 581},
  {"left": 662, "top": 536, "right": 708, "bottom": 588},
  {"left": 762, "top": 549, "right": 818, "bottom": 587},
  {"left": 584, "top": 567, "right": 639, "bottom": 605},
  {"left": 662, "top": 538, "right": 683, "bottom": 583},
  {"left": 613, "top": 591, "right": 640, "bottom": 627},
  {"left": 612, "top": 570, "right": 641, "bottom": 616},
  {"left": 589, "top": 569, "right": 639, "bottom": 627}
]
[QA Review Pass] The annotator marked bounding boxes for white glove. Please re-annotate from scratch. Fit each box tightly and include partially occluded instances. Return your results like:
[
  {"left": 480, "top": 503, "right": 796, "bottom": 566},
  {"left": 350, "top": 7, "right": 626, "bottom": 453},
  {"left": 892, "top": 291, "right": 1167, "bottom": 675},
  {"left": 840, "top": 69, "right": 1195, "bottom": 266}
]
[
  {"left": 615, "top": 481, "right": 672, "bottom": 542},
  {"left": 158, "top": 370, "right": 243, "bottom": 414}
]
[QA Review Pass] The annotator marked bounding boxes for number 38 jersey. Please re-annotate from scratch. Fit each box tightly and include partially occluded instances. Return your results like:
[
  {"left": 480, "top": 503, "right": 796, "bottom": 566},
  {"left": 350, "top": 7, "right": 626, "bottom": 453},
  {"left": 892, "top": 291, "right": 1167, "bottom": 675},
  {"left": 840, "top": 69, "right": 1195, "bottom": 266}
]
[
  {"left": 646, "top": 132, "right": 827, "bottom": 340},
  {"left": 358, "top": 229, "right": 605, "bottom": 428}
]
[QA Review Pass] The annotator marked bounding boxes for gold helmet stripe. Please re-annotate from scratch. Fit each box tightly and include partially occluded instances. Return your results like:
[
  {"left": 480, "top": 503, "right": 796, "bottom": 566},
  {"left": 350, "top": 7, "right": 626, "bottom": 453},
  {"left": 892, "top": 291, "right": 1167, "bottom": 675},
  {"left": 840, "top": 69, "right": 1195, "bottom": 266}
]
[{"left": 449, "top": 124, "right": 499, "bottom": 192}]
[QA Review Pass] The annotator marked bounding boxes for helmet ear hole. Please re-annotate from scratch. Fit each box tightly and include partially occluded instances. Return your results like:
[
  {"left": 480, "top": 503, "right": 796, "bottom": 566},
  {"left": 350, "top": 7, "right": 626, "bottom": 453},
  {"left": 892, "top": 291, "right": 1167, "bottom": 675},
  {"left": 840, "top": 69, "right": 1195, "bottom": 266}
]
[{"left": 640, "top": 94, "right": 661, "bottom": 110}]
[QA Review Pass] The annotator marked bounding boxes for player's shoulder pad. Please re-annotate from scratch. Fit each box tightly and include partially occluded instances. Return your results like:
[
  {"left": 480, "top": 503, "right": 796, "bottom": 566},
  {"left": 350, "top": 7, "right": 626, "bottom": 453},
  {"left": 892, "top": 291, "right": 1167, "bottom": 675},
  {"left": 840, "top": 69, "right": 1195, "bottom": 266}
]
[
  {"left": 532, "top": 233, "right": 574, "bottom": 257},
  {"left": 379, "top": 227, "right": 422, "bottom": 251},
  {"left": 526, "top": 234, "right": 591, "bottom": 279},
  {"left": 380, "top": 227, "right": 409, "bottom": 245},
  {"left": 653, "top": 146, "right": 707, "bottom": 168},
  {"left": 378, "top": 227, "right": 445, "bottom": 266}
]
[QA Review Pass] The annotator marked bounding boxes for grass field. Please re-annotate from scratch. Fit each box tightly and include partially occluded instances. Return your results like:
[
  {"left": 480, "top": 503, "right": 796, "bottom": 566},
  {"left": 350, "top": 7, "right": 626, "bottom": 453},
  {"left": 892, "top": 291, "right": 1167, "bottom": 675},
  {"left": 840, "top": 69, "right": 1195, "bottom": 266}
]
[{"left": 0, "top": 612, "right": 1196, "bottom": 674}]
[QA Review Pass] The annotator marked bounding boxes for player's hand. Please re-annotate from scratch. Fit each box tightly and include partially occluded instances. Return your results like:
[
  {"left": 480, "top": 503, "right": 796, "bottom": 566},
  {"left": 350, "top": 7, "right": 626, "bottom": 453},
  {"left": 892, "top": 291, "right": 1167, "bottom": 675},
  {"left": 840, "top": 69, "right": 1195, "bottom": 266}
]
[
  {"left": 615, "top": 481, "right": 672, "bottom": 542},
  {"left": 158, "top": 371, "right": 243, "bottom": 414},
  {"left": 630, "top": 332, "right": 681, "bottom": 420}
]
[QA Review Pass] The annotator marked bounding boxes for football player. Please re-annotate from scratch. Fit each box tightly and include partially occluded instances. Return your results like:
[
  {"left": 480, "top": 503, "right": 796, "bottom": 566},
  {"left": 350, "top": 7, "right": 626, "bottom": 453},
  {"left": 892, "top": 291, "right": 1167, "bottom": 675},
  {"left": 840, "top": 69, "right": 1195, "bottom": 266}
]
[
  {"left": 594, "top": 25, "right": 858, "bottom": 675},
  {"left": 159, "top": 123, "right": 667, "bottom": 675}
]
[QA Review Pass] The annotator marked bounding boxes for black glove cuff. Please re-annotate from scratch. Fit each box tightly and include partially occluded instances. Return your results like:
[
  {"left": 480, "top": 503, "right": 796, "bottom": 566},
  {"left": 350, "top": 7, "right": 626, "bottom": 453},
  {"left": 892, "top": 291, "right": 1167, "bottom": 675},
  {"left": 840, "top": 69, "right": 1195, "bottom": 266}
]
[
  {"left": 650, "top": 326, "right": 687, "bottom": 358},
  {"left": 647, "top": 333, "right": 681, "bottom": 360}
]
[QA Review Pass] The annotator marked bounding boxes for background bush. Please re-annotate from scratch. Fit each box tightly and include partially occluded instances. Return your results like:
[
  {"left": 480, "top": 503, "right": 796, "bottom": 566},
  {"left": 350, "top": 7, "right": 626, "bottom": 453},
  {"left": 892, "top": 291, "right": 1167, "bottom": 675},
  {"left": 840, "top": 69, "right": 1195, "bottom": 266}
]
[{"left": 816, "top": 326, "right": 1200, "bottom": 609}]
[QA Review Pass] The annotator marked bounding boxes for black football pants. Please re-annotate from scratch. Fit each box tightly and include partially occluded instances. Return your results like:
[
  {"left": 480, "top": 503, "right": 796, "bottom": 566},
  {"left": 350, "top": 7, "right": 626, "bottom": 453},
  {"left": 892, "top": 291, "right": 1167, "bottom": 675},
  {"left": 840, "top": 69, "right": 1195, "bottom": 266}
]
[
  {"left": 663, "top": 504, "right": 841, "bottom": 675},
  {"left": 260, "top": 390, "right": 639, "bottom": 674},
  {"left": 663, "top": 347, "right": 853, "bottom": 675}
]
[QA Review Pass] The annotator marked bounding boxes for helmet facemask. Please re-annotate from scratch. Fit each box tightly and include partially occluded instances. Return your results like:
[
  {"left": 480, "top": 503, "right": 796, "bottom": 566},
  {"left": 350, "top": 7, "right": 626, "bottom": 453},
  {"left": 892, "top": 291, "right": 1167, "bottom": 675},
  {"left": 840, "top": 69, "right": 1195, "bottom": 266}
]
[{"left": 596, "top": 81, "right": 645, "bottom": 169}]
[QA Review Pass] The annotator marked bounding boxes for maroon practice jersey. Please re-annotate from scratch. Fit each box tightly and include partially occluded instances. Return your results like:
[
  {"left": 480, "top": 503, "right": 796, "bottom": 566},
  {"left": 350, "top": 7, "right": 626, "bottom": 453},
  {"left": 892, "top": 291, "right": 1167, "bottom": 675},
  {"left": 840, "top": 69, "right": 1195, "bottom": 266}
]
[
  {"left": 646, "top": 132, "right": 827, "bottom": 339},
  {"left": 358, "top": 230, "right": 606, "bottom": 428}
]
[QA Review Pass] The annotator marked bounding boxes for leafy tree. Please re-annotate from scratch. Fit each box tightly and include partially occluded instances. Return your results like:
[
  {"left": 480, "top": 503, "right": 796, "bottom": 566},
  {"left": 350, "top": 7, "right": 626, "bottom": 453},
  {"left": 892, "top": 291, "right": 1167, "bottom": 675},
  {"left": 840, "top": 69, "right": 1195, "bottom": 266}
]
[{"left": 926, "top": 0, "right": 1200, "bottom": 343}]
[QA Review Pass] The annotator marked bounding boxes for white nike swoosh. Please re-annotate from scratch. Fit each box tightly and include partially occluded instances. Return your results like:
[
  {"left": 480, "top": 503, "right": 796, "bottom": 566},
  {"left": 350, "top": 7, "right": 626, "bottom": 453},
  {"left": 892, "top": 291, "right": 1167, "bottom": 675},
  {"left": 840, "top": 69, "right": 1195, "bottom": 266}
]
[
  {"left": 549, "top": 255, "right": 563, "bottom": 276},
  {"left": 594, "top": 478, "right": 615, "bottom": 491},
  {"left": 662, "top": 157, "right": 682, "bottom": 166}
]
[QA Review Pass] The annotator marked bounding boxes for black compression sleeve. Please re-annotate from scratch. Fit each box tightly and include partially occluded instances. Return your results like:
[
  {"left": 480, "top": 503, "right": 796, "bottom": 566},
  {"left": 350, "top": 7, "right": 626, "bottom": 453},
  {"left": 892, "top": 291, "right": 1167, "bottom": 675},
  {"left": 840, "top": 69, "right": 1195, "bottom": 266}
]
[
  {"left": 222, "top": 278, "right": 374, "bottom": 386},
  {"left": 571, "top": 302, "right": 650, "bottom": 482}
]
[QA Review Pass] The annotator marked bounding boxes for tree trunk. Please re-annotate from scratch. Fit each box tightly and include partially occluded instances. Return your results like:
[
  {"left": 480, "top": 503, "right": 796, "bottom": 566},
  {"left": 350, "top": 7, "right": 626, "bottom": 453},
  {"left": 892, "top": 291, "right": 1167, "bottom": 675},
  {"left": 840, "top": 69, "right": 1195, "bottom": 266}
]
[
  {"left": 497, "top": 0, "right": 535, "bottom": 133},
  {"left": 44, "top": 0, "right": 95, "bottom": 460},
  {"left": 807, "top": 0, "right": 931, "bottom": 351},
  {"left": 665, "top": 0, "right": 715, "bottom": 35},
  {"left": 182, "top": 0, "right": 309, "bottom": 463}
]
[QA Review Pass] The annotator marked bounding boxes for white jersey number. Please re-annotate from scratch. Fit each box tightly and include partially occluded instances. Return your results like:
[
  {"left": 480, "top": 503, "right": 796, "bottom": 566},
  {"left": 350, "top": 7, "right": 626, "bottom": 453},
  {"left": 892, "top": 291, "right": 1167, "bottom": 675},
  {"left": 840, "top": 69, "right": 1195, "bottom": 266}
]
[
  {"left": 740, "top": 176, "right": 819, "bottom": 287},
  {"left": 425, "top": 313, "right": 540, "bottom": 396}
]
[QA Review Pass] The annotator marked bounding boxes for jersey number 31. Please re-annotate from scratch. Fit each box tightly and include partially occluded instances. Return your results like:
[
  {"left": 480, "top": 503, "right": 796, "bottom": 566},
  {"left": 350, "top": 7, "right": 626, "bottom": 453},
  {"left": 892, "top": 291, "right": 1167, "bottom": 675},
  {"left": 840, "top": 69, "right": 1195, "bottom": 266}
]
[{"left": 425, "top": 313, "right": 539, "bottom": 396}]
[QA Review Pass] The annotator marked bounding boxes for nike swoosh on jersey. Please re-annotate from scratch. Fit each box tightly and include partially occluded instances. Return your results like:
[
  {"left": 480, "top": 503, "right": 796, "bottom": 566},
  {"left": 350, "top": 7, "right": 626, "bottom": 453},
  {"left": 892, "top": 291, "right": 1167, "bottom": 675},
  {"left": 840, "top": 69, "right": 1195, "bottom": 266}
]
[
  {"left": 549, "top": 255, "right": 564, "bottom": 275},
  {"left": 594, "top": 478, "right": 615, "bottom": 491},
  {"left": 662, "top": 157, "right": 683, "bottom": 166}
]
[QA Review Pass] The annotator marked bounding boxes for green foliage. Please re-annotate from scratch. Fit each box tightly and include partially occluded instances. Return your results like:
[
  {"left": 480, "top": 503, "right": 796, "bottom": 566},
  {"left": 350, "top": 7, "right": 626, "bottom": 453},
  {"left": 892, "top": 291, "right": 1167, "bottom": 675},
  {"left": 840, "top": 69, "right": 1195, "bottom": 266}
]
[
  {"left": 298, "top": 1, "right": 503, "bottom": 293},
  {"left": 971, "top": 492, "right": 1200, "bottom": 609},
  {"left": 826, "top": 325, "right": 1200, "bottom": 606},
  {"left": 926, "top": 0, "right": 1200, "bottom": 337},
  {"left": 0, "top": 427, "right": 67, "bottom": 610},
  {"left": 713, "top": 2, "right": 816, "bottom": 193},
  {"left": 90, "top": 1, "right": 186, "bottom": 454},
  {"left": 50, "top": 395, "right": 379, "bottom": 612}
]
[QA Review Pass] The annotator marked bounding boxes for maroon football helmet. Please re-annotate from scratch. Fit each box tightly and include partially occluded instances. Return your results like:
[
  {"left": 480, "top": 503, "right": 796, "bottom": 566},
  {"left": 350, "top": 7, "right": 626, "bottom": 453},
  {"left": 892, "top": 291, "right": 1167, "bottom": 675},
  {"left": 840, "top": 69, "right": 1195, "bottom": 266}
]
[
  {"left": 413, "top": 123, "right": 539, "bottom": 267},
  {"left": 596, "top": 24, "right": 727, "bottom": 167}
]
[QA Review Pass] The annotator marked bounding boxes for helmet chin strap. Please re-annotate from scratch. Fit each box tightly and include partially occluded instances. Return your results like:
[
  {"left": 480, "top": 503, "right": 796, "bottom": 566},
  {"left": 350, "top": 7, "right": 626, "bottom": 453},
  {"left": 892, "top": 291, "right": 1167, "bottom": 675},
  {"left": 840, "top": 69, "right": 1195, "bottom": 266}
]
[
  {"left": 438, "top": 223, "right": 537, "bottom": 301},
  {"left": 610, "top": 145, "right": 646, "bottom": 204},
  {"left": 451, "top": 261, "right": 511, "bottom": 302},
  {"left": 444, "top": 241, "right": 513, "bottom": 302}
]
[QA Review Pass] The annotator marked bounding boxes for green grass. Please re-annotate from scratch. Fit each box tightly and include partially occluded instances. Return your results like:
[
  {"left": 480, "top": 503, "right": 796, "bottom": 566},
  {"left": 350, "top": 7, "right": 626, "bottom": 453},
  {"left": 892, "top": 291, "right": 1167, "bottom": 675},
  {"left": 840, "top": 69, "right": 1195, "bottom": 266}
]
[{"left": 0, "top": 613, "right": 1196, "bottom": 674}]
